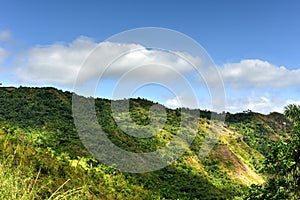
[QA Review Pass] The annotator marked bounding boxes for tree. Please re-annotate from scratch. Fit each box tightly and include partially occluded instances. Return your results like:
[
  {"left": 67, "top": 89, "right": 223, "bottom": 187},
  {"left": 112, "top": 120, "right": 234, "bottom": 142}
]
[
  {"left": 245, "top": 104, "right": 300, "bottom": 200},
  {"left": 284, "top": 104, "right": 300, "bottom": 125}
]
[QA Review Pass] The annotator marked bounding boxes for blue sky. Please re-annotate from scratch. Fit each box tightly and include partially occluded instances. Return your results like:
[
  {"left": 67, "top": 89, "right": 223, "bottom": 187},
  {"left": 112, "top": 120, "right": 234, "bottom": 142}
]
[{"left": 0, "top": 0, "right": 300, "bottom": 113}]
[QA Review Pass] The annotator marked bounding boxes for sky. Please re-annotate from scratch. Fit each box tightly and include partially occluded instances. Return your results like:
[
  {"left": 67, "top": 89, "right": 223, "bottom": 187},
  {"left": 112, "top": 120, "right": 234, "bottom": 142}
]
[{"left": 0, "top": 0, "right": 300, "bottom": 114}]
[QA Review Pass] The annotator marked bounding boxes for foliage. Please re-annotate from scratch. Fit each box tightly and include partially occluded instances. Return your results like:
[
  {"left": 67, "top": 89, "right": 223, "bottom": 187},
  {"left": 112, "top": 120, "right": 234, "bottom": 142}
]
[
  {"left": 245, "top": 104, "right": 300, "bottom": 200},
  {"left": 226, "top": 111, "right": 291, "bottom": 156},
  {"left": 284, "top": 104, "right": 300, "bottom": 125},
  {"left": 0, "top": 86, "right": 288, "bottom": 199}
]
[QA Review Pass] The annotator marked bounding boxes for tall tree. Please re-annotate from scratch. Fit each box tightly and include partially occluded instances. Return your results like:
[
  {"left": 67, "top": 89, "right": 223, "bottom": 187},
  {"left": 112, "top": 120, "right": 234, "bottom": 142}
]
[
  {"left": 245, "top": 104, "right": 300, "bottom": 199},
  {"left": 284, "top": 104, "right": 300, "bottom": 125}
]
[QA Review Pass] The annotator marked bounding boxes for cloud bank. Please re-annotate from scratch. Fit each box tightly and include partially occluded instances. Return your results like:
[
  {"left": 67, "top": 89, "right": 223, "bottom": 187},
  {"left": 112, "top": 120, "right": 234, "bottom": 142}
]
[
  {"left": 7, "top": 36, "right": 300, "bottom": 114},
  {"left": 226, "top": 96, "right": 300, "bottom": 114},
  {"left": 15, "top": 37, "right": 300, "bottom": 90},
  {"left": 16, "top": 37, "right": 200, "bottom": 86},
  {"left": 219, "top": 59, "right": 300, "bottom": 88}
]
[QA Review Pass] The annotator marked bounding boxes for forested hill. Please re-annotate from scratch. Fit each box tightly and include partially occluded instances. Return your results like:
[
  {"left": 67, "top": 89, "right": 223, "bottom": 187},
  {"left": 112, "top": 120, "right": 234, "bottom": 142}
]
[{"left": 0, "top": 86, "right": 291, "bottom": 199}]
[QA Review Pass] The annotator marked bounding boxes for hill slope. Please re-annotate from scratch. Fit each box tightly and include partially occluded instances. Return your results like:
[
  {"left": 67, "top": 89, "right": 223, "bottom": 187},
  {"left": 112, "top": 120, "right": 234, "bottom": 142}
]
[{"left": 0, "top": 86, "right": 290, "bottom": 199}]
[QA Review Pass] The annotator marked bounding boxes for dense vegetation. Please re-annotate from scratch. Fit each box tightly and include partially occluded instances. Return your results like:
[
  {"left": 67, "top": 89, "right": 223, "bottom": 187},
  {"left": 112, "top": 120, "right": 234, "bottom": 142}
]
[
  {"left": 245, "top": 104, "right": 300, "bottom": 199},
  {"left": 0, "top": 86, "right": 293, "bottom": 199}
]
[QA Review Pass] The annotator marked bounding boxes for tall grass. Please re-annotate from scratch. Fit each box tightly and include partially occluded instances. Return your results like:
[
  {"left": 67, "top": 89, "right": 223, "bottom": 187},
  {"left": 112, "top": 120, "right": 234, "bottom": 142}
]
[
  {"left": 0, "top": 151, "right": 94, "bottom": 200},
  {"left": 0, "top": 151, "right": 39, "bottom": 199},
  {"left": 0, "top": 129, "right": 92, "bottom": 200}
]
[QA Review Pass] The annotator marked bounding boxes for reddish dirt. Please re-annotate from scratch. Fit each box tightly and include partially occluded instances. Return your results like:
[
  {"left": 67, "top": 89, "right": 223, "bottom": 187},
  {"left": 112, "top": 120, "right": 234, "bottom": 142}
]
[{"left": 214, "top": 146, "right": 247, "bottom": 172}]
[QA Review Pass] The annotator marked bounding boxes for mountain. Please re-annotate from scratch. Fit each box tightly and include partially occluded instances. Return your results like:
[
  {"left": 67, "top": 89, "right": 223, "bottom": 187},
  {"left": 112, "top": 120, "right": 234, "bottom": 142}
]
[{"left": 0, "top": 86, "right": 290, "bottom": 199}]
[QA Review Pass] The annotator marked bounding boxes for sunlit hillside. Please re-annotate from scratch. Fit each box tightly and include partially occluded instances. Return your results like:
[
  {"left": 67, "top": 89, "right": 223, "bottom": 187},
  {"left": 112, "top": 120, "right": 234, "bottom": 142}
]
[{"left": 0, "top": 86, "right": 293, "bottom": 199}]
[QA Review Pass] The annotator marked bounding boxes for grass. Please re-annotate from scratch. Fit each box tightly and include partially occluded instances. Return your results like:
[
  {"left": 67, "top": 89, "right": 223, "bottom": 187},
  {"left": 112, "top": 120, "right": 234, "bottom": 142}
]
[
  {"left": 0, "top": 157, "right": 91, "bottom": 200},
  {"left": 0, "top": 152, "right": 38, "bottom": 199},
  {"left": 0, "top": 127, "right": 164, "bottom": 199},
  {"left": 0, "top": 124, "right": 241, "bottom": 199},
  {"left": 0, "top": 129, "right": 93, "bottom": 200}
]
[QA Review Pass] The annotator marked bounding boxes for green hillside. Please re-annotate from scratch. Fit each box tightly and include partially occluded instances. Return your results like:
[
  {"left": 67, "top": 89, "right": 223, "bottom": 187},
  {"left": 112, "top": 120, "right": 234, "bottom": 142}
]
[{"left": 0, "top": 86, "right": 291, "bottom": 199}]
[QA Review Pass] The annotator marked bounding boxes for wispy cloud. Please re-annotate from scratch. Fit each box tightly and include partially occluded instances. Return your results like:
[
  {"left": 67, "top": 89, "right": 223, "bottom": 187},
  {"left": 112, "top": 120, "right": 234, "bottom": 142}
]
[
  {"left": 0, "top": 30, "right": 11, "bottom": 41},
  {"left": 0, "top": 48, "right": 8, "bottom": 64},
  {"left": 0, "top": 30, "right": 11, "bottom": 65}
]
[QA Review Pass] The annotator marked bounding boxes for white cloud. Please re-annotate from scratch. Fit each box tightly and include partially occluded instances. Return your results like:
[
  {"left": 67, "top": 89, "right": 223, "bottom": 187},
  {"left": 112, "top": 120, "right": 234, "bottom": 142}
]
[
  {"left": 216, "top": 59, "right": 300, "bottom": 113},
  {"left": 165, "top": 97, "right": 181, "bottom": 109},
  {"left": 0, "top": 48, "right": 8, "bottom": 64},
  {"left": 0, "top": 30, "right": 11, "bottom": 41},
  {"left": 0, "top": 30, "right": 10, "bottom": 64},
  {"left": 16, "top": 37, "right": 201, "bottom": 86},
  {"left": 285, "top": 99, "right": 300, "bottom": 107},
  {"left": 219, "top": 59, "right": 300, "bottom": 88},
  {"left": 226, "top": 96, "right": 300, "bottom": 114},
  {"left": 164, "top": 93, "right": 300, "bottom": 114},
  {"left": 164, "top": 95, "right": 201, "bottom": 110},
  {"left": 11, "top": 36, "right": 300, "bottom": 114},
  {"left": 16, "top": 36, "right": 97, "bottom": 85},
  {"left": 22, "top": 38, "right": 300, "bottom": 90}
]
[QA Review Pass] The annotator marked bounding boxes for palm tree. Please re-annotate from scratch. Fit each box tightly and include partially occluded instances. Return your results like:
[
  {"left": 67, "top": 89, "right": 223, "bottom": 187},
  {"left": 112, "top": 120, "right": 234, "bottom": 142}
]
[{"left": 284, "top": 104, "right": 300, "bottom": 126}]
